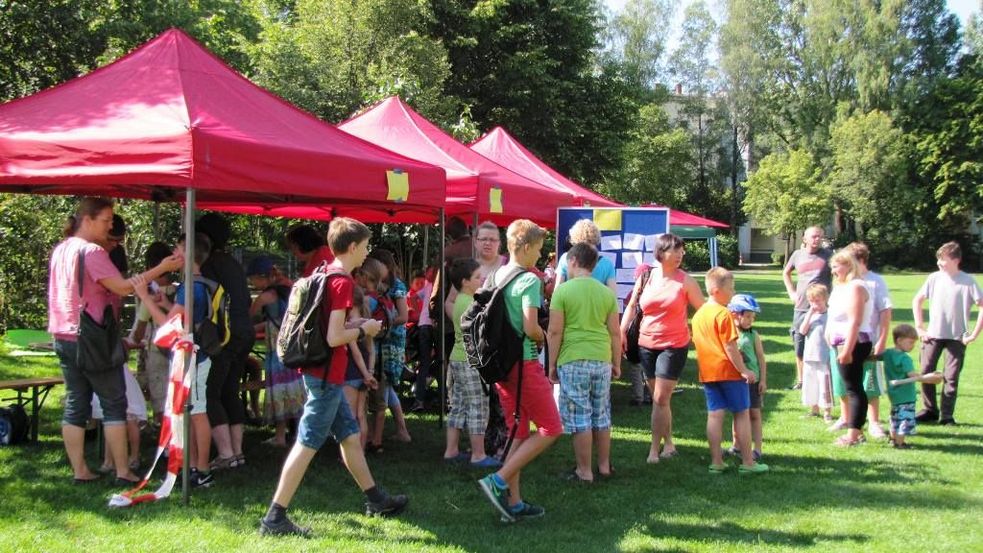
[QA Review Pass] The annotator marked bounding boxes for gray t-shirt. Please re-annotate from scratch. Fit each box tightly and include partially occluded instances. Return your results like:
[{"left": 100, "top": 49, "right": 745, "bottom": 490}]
[
  {"left": 785, "top": 247, "right": 833, "bottom": 311},
  {"left": 918, "top": 270, "right": 983, "bottom": 339},
  {"left": 862, "top": 271, "right": 892, "bottom": 345}
]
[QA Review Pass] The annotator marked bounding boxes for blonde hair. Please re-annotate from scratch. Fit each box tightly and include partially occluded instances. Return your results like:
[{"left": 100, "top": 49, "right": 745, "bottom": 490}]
[
  {"left": 506, "top": 219, "right": 546, "bottom": 253},
  {"left": 830, "top": 250, "right": 860, "bottom": 284},
  {"left": 806, "top": 283, "right": 829, "bottom": 301},
  {"left": 568, "top": 219, "right": 601, "bottom": 246},
  {"left": 704, "top": 267, "right": 733, "bottom": 294}
]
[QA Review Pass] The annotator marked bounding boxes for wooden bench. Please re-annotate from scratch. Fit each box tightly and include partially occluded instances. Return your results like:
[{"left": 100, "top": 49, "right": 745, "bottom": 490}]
[{"left": 0, "top": 376, "right": 64, "bottom": 442}]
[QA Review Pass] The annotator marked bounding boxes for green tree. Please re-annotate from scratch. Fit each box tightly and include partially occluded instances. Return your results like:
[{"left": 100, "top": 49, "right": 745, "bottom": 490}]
[
  {"left": 742, "top": 149, "right": 830, "bottom": 248},
  {"left": 603, "top": 0, "right": 677, "bottom": 92}
]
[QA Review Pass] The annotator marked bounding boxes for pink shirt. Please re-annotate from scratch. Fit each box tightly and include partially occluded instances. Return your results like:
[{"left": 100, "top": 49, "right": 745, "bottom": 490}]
[
  {"left": 48, "top": 237, "right": 123, "bottom": 341},
  {"left": 638, "top": 269, "right": 691, "bottom": 349}
]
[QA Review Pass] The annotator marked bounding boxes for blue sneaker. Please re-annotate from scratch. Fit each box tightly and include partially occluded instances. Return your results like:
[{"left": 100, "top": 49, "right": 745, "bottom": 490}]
[
  {"left": 470, "top": 456, "right": 503, "bottom": 469},
  {"left": 477, "top": 475, "right": 513, "bottom": 522},
  {"left": 501, "top": 501, "right": 545, "bottom": 523}
]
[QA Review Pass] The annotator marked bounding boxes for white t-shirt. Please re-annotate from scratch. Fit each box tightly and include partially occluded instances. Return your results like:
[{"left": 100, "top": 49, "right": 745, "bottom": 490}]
[
  {"left": 918, "top": 270, "right": 983, "bottom": 339},
  {"left": 803, "top": 313, "right": 830, "bottom": 364},
  {"left": 827, "top": 280, "right": 874, "bottom": 344},
  {"left": 862, "top": 271, "right": 892, "bottom": 345}
]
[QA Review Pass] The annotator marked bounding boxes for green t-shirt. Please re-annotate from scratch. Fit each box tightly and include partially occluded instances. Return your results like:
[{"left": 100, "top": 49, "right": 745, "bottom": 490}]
[
  {"left": 500, "top": 268, "right": 543, "bottom": 361},
  {"left": 451, "top": 292, "right": 473, "bottom": 362},
  {"left": 882, "top": 348, "right": 917, "bottom": 405},
  {"left": 737, "top": 328, "right": 760, "bottom": 378},
  {"left": 550, "top": 277, "right": 618, "bottom": 366}
]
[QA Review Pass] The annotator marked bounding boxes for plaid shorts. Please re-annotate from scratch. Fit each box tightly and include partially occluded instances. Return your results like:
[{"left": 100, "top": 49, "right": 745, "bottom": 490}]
[
  {"left": 558, "top": 359, "right": 612, "bottom": 433},
  {"left": 447, "top": 361, "right": 489, "bottom": 435},
  {"left": 890, "top": 402, "right": 917, "bottom": 436}
]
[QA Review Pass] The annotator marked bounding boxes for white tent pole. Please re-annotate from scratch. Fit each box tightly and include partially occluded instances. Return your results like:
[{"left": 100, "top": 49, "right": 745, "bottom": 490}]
[{"left": 182, "top": 188, "right": 195, "bottom": 506}]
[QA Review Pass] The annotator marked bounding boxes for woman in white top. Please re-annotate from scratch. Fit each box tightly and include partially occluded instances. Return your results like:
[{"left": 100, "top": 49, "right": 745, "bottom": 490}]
[{"left": 825, "top": 250, "right": 874, "bottom": 446}]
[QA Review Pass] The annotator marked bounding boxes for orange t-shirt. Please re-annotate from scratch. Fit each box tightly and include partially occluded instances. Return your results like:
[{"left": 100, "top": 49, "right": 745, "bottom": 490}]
[
  {"left": 691, "top": 302, "right": 742, "bottom": 383},
  {"left": 638, "top": 269, "right": 691, "bottom": 349}
]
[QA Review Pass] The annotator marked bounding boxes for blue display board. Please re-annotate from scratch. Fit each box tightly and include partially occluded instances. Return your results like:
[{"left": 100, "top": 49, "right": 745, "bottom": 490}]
[{"left": 556, "top": 207, "right": 670, "bottom": 310}]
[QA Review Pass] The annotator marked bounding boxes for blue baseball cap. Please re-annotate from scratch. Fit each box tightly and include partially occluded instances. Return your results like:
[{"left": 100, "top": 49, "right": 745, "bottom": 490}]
[{"left": 246, "top": 255, "right": 274, "bottom": 276}]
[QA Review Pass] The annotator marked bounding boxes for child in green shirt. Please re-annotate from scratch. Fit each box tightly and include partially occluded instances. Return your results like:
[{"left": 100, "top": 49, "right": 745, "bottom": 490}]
[
  {"left": 882, "top": 324, "right": 943, "bottom": 448},
  {"left": 726, "top": 294, "right": 767, "bottom": 461}
]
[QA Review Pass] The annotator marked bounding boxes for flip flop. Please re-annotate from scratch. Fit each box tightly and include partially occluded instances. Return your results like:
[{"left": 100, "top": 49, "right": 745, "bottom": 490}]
[
  {"left": 596, "top": 464, "right": 616, "bottom": 479},
  {"left": 562, "top": 467, "right": 593, "bottom": 483},
  {"left": 73, "top": 475, "right": 102, "bottom": 485}
]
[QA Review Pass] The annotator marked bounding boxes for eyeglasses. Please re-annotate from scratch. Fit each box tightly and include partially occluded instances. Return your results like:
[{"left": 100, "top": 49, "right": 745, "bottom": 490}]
[{"left": 476, "top": 238, "right": 499, "bottom": 243}]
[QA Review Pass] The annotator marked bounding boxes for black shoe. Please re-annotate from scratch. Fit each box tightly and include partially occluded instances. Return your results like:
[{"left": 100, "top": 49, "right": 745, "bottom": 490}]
[
  {"left": 259, "top": 515, "right": 311, "bottom": 537},
  {"left": 939, "top": 418, "right": 957, "bottom": 426},
  {"left": 189, "top": 468, "right": 214, "bottom": 489},
  {"left": 915, "top": 410, "right": 939, "bottom": 423},
  {"left": 365, "top": 492, "right": 409, "bottom": 517}
]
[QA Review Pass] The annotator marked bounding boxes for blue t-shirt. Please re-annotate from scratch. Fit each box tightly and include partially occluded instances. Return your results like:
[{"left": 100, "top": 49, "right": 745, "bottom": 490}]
[
  {"left": 558, "top": 251, "right": 615, "bottom": 286},
  {"left": 176, "top": 280, "right": 211, "bottom": 362}
]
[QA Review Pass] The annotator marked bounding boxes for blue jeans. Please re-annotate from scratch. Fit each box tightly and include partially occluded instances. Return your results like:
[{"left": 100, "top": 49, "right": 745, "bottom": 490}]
[
  {"left": 296, "top": 374, "right": 360, "bottom": 450},
  {"left": 55, "top": 339, "right": 127, "bottom": 427}
]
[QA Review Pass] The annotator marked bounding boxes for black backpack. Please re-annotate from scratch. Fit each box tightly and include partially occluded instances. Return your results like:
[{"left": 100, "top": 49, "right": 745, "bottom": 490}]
[
  {"left": 276, "top": 264, "right": 349, "bottom": 372},
  {"left": 461, "top": 265, "right": 528, "bottom": 387},
  {"left": 193, "top": 276, "right": 231, "bottom": 357},
  {"left": 0, "top": 405, "right": 29, "bottom": 445}
]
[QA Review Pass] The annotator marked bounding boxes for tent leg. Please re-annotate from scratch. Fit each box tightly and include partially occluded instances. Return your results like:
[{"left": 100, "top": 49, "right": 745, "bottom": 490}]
[
  {"left": 472, "top": 212, "right": 479, "bottom": 258},
  {"left": 182, "top": 189, "right": 196, "bottom": 506},
  {"left": 423, "top": 224, "right": 429, "bottom": 269},
  {"left": 438, "top": 209, "right": 446, "bottom": 430}
]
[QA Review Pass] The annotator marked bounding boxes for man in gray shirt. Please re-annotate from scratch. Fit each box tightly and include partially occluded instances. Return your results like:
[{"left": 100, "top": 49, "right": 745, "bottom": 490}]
[
  {"left": 782, "top": 226, "right": 832, "bottom": 390},
  {"left": 913, "top": 241, "right": 983, "bottom": 425}
]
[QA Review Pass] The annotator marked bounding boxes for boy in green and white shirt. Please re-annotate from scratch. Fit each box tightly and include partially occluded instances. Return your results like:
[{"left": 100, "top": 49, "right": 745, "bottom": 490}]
[
  {"left": 727, "top": 294, "right": 767, "bottom": 461},
  {"left": 882, "top": 324, "right": 942, "bottom": 448}
]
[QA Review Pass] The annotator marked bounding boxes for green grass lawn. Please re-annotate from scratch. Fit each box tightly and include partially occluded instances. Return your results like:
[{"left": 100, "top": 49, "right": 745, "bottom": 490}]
[{"left": 1, "top": 270, "right": 981, "bottom": 552}]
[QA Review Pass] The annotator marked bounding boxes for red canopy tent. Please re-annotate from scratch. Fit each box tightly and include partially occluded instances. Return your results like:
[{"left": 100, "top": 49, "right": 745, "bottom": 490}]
[
  {"left": 644, "top": 204, "right": 729, "bottom": 228},
  {"left": 338, "top": 96, "right": 576, "bottom": 228},
  {"left": 0, "top": 28, "right": 446, "bottom": 220},
  {"left": 470, "top": 126, "right": 621, "bottom": 208}
]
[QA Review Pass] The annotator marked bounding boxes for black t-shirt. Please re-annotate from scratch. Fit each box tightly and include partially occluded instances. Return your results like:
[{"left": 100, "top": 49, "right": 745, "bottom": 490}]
[{"left": 201, "top": 250, "right": 254, "bottom": 341}]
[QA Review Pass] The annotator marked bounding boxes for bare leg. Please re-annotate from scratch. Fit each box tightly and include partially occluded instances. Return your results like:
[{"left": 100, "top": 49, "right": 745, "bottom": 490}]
[
  {"left": 63, "top": 424, "right": 98, "bottom": 479},
  {"left": 371, "top": 410, "right": 385, "bottom": 446},
  {"left": 390, "top": 401, "right": 412, "bottom": 442},
  {"left": 749, "top": 408, "right": 763, "bottom": 453},
  {"left": 444, "top": 426, "right": 461, "bottom": 458},
  {"left": 230, "top": 423, "right": 244, "bottom": 456},
  {"left": 733, "top": 410, "right": 755, "bottom": 467},
  {"left": 649, "top": 378, "right": 677, "bottom": 461},
  {"left": 212, "top": 423, "right": 233, "bottom": 459},
  {"left": 795, "top": 356, "right": 803, "bottom": 386},
  {"left": 497, "top": 433, "right": 558, "bottom": 506},
  {"left": 271, "top": 443, "right": 317, "bottom": 508},
  {"left": 339, "top": 433, "right": 376, "bottom": 490},
  {"left": 646, "top": 378, "right": 659, "bottom": 463},
  {"left": 571, "top": 431, "right": 593, "bottom": 481},
  {"left": 595, "top": 428, "right": 612, "bottom": 475},
  {"left": 706, "top": 410, "right": 726, "bottom": 466},
  {"left": 468, "top": 433, "right": 488, "bottom": 461},
  {"left": 127, "top": 419, "right": 140, "bottom": 466},
  {"left": 104, "top": 424, "right": 138, "bottom": 480}
]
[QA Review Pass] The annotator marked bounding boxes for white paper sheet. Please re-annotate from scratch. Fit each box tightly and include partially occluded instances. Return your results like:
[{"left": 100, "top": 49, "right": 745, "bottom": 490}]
[
  {"left": 644, "top": 234, "right": 663, "bottom": 251},
  {"left": 616, "top": 284, "right": 635, "bottom": 299},
  {"left": 600, "top": 235, "right": 622, "bottom": 251},
  {"left": 616, "top": 268, "right": 636, "bottom": 283},
  {"left": 643, "top": 252, "right": 656, "bottom": 265},
  {"left": 622, "top": 251, "right": 642, "bottom": 268},
  {"left": 622, "top": 233, "right": 645, "bottom": 250},
  {"left": 599, "top": 251, "right": 617, "bottom": 266}
]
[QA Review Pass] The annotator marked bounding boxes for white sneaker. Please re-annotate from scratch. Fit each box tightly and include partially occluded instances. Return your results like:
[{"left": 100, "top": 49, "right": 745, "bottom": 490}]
[{"left": 827, "top": 419, "right": 848, "bottom": 432}]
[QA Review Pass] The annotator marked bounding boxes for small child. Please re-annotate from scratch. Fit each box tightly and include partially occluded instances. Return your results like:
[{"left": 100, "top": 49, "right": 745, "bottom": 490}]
[
  {"left": 726, "top": 294, "right": 767, "bottom": 462},
  {"left": 691, "top": 267, "right": 768, "bottom": 475},
  {"left": 343, "top": 285, "right": 378, "bottom": 449},
  {"left": 799, "top": 284, "right": 833, "bottom": 422},
  {"left": 882, "top": 324, "right": 943, "bottom": 448},
  {"left": 443, "top": 257, "right": 500, "bottom": 468}
]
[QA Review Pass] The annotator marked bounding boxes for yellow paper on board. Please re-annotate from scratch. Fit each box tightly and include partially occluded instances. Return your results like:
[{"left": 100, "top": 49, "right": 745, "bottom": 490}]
[
  {"left": 386, "top": 170, "right": 409, "bottom": 202},
  {"left": 594, "top": 209, "right": 622, "bottom": 231},
  {"left": 490, "top": 187, "right": 503, "bottom": 213}
]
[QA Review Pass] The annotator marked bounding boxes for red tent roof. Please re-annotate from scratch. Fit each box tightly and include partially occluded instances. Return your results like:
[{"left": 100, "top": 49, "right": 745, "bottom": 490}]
[
  {"left": 470, "top": 126, "right": 621, "bottom": 208},
  {"left": 0, "top": 29, "right": 446, "bottom": 218},
  {"left": 645, "top": 204, "right": 729, "bottom": 228},
  {"left": 339, "top": 97, "right": 576, "bottom": 227}
]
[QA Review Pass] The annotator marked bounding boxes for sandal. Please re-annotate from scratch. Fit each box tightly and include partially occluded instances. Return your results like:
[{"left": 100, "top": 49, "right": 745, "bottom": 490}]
[
  {"left": 234, "top": 454, "right": 246, "bottom": 467},
  {"left": 834, "top": 435, "right": 863, "bottom": 447},
  {"left": 708, "top": 463, "right": 727, "bottom": 474},
  {"left": 365, "top": 443, "right": 384, "bottom": 454},
  {"left": 596, "top": 464, "right": 616, "bottom": 479},
  {"left": 659, "top": 449, "right": 679, "bottom": 459},
  {"left": 209, "top": 455, "right": 237, "bottom": 471},
  {"left": 73, "top": 474, "right": 102, "bottom": 485},
  {"left": 562, "top": 467, "right": 593, "bottom": 483}
]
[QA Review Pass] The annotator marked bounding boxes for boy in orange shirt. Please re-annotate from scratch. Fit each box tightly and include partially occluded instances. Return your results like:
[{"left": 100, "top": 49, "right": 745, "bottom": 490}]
[{"left": 691, "top": 267, "right": 769, "bottom": 475}]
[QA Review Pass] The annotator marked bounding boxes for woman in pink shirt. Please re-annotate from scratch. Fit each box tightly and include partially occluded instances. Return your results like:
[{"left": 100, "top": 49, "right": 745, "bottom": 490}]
[
  {"left": 48, "top": 197, "right": 182, "bottom": 485},
  {"left": 621, "top": 234, "right": 704, "bottom": 463}
]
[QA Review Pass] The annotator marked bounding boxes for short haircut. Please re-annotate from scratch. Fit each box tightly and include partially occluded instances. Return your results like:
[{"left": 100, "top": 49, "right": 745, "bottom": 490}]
[
  {"left": 566, "top": 243, "right": 598, "bottom": 271},
  {"left": 327, "top": 217, "right": 371, "bottom": 255},
  {"left": 506, "top": 219, "right": 546, "bottom": 253},
  {"left": 846, "top": 242, "right": 870, "bottom": 264},
  {"left": 286, "top": 224, "right": 326, "bottom": 253},
  {"left": 178, "top": 232, "right": 212, "bottom": 266},
  {"left": 568, "top": 219, "right": 601, "bottom": 246},
  {"left": 196, "top": 212, "right": 231, "bottom": 250},
  {"left": 145, "top": 241, "right": 173, "bottom": 270},
  {"left": 655, "top": 233, "right": 686, "bottom": 262},
  {"left": 476, "top": 221, "right": 499, "bottom": 236},
  {"left": 806, "top": 283, "right": 829, "bottom": 301},
  {"left": 936, "top": 241, "right": 961, "bottom": 260},
  {"left": 447, "top": 216, "right": 469, "bottom": 240},
  {"left": 830, "top": 249, "right": 859, "bottom": 284},
  {"left": 449, "top": 257, "right": 480, "bottom": 290},
  {"left": 704, "top": 266, "right": 733, "bottom": 293},
  {"left": 893, "top": 323, "right": 918, "bottom": 343}
]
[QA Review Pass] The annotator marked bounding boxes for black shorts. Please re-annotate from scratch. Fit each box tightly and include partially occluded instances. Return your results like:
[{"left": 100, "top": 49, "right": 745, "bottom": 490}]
[
  {"left": 791, "top": 310, "right": 807, "bottom": 359},
  {"left": 748, "top": 381, "right": 762, "bottom": 409},
  {"left": 639, "top": 346, "right": 689, "bottom": 381}
]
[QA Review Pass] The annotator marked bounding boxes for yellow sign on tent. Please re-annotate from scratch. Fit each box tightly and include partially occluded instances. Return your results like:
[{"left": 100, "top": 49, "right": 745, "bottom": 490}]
[
  {"left": 593, "top": 208, "right": 622, "bottom": 231},
  {"left": 386, "top": 169, "right": 409, "bottom": 202},
  {"left": 490, "top": 187, "right": 503, "bottom": 213}
]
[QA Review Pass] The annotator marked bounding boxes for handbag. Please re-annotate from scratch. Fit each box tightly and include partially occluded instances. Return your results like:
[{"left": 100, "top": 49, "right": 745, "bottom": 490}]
[
  {"left": 75, "top": 251, "right": 126, "bottom": 372},
  {"left": 624, "top": 267, "right": 652, "bottom": 364}
]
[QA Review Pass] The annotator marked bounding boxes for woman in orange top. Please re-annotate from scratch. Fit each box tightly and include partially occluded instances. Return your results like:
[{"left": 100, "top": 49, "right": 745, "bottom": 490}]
[{"left": 621, "top": 234, "right": 704, "bottom": 463}]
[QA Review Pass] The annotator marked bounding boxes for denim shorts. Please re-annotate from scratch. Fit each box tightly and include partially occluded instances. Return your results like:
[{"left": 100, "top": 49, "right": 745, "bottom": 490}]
[
  {"left": 296, "top": 374, "right": 360, "bottom": 450},
  {"left": 704, "top": 380, "right": 751, "bottom": 413},
  {"left": 344, "top": 378, "right": 366, "bottom": 391},
  {"left": 56, "top": 339, "right": 127, "bottom": 427},
  {"left": 638, "top": 346, "right": 689, "bottom": 381}
]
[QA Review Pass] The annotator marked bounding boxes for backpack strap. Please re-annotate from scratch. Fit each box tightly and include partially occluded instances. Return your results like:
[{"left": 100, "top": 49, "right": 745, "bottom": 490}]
[
  {"left": 192, "top": 275, "right": 220, "bottom": 322},
  {"left": 314, "top": 267, "right": 351, "bottom": 389}
]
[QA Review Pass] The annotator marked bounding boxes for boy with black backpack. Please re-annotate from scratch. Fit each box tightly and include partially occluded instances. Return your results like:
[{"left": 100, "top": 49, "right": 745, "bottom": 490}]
[
  {"left": 259, "top": 217, "right": 408, "bottom": 537},
  {"left": 476, "top": 219, "right": 562, "bottom": 523},
  {"left": 134, "top": 232, "right": 219, "bottom": 488}
]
